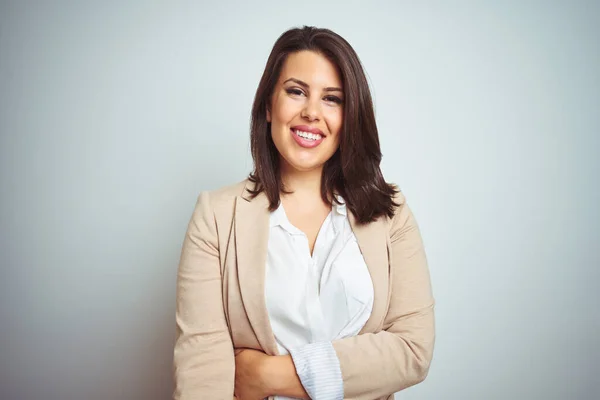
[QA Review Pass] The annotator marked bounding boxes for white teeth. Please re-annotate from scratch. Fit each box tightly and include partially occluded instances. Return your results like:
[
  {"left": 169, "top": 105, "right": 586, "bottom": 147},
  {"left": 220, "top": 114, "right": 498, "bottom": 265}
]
[{"left": 294, "top": 130, "right": 322, "bottom": 141}]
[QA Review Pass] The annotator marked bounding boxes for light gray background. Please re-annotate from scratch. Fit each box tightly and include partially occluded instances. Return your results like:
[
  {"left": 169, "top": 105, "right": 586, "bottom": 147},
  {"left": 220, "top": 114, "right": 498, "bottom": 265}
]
[{"left": 1, "top": 1, "right": 598, "bottom": 399}]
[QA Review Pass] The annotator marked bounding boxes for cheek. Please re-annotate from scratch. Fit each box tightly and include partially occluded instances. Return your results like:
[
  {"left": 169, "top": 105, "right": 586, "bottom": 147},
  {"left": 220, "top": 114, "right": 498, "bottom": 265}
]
[
  {"left": 273, "top": 96, "right": 300, "bottom": 122},
  {"left": 326, "top": 109, "right": 344, "bottom": 137}
]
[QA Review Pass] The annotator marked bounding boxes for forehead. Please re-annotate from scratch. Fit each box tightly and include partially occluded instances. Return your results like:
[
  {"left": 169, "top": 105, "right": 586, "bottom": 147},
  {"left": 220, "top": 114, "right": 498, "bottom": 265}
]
[{"left": 279, "top": 50, "right": 342, "bottom": 88}]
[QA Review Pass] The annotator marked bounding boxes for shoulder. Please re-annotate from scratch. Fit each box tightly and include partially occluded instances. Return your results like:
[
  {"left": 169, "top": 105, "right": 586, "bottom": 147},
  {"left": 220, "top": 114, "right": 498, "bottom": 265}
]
[
  {"left": 202, "top": 179, "right": 249, "bottom": 204},
  {"left": 193, "top": 178, "right": 251, "bottom": 219},
  {"left": 388, "top": 183, "right": 407, "bottom": 221},
  {"left": 386, "top": 184, "right": 409, "bottom": 231},
  {"left": 386, "top": 185, "right": 424, "bottom": 241},
  {"left": 390, "top": 184, "right": 406, "bottom": 208},
  {"left": 189, "top": 179, "right": 249, "bottom": 231}
]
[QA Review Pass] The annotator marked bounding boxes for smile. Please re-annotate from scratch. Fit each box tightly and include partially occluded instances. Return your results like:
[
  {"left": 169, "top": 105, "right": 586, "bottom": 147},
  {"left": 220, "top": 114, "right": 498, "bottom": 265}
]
[{"left": 290, "top": 128, "right": 325, "bottom": 148}]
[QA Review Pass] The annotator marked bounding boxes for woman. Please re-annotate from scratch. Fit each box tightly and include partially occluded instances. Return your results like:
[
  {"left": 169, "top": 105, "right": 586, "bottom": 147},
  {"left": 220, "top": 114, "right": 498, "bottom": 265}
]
[{"left": 173, "top": 26, "right": 435, "bottom": 400}]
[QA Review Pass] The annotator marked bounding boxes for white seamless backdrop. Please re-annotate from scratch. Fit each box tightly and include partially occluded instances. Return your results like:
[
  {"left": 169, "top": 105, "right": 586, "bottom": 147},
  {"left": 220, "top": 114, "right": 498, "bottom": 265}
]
[{"left": 0, "top": 1, "right": 598, "bottom": 399}]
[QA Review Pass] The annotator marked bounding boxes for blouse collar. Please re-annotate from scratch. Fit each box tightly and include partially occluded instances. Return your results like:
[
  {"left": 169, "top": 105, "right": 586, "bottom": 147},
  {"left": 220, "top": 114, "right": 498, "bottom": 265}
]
[{"left": 270, "top": 194, "right": 348, "bottom": 235}]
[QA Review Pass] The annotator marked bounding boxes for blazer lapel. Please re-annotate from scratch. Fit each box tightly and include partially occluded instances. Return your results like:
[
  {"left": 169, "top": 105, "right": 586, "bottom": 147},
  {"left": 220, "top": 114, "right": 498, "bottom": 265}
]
[
  {"left": 234, "top": 184, "right": 279, "bottom": 355},
  {"left": 349, "top": 212, "right": 390, "bottom": 334}
]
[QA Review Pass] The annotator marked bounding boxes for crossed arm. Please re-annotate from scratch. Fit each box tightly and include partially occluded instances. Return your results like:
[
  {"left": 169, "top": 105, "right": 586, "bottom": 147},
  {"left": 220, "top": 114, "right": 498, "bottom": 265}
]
[
  {"left": 233, "top": 349, "right": 309, "bottom": 399},
  {"left": 173, "top": 191, "right": 435, "bottom": 400}
]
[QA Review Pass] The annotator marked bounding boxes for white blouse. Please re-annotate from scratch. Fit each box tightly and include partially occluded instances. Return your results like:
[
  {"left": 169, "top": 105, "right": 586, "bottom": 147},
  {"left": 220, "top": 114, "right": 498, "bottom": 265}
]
[{"left": 265, "top": 196, "right": 374, "bottom": 400}]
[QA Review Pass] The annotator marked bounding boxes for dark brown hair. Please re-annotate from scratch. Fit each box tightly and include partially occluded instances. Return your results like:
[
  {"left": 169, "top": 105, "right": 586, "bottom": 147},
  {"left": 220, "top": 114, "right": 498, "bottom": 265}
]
[{"left": 248, "top": 25, "right": 398, "bottom": 224}]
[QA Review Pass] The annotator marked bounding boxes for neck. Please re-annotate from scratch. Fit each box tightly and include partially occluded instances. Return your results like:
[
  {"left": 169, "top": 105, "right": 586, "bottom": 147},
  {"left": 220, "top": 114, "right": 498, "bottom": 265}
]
[{"left": 280, "top": 163, "right": 323, "bottom": 198}]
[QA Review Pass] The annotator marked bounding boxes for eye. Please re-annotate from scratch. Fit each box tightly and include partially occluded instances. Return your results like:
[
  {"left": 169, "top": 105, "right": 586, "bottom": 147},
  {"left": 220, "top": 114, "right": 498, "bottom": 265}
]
[
  {"left": 324, "top": 95, "right": 343, "bottom": 104},
  {"left": 285, "top": 87, "right": 305, "bottom": 96}
]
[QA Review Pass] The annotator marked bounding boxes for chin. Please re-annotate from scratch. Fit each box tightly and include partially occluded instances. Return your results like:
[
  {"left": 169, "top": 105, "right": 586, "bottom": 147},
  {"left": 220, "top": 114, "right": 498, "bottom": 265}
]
[{"left": 283, "top": 155, "right": 326, "bottom": 173}]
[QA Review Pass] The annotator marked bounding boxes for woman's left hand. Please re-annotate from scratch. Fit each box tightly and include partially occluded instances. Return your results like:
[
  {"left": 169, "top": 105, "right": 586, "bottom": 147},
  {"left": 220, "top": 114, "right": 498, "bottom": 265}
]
[{"left": 234, "top": 348, "right": 272, "bottom": 400}]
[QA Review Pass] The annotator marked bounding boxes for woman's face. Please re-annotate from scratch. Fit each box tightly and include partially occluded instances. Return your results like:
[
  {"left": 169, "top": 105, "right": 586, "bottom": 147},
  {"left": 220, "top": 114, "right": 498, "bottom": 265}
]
[{"left": 267, "top": 50, "right": 344, "bottom": 174}]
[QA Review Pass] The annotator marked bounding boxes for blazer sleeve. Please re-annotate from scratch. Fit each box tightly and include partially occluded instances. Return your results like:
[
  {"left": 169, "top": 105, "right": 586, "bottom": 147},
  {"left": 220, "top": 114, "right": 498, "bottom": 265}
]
[
  {"left": 173, "top": 191, "right": 235, "bottom": 400},
  {"left": 332, "top": 193, "right": 436, "bottom": 400}
]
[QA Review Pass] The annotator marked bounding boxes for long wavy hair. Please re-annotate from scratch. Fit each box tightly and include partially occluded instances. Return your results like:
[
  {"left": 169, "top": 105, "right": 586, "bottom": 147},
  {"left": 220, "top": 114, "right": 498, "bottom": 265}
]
[{"left": 247, "top": 25, "right": 398, "bottom": 224}]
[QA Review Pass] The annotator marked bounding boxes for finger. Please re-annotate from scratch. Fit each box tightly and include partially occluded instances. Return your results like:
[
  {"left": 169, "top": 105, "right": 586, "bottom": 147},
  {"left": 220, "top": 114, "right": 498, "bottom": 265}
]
[{"left": 234, "top": 348, "right": 244, "bottom": 356}]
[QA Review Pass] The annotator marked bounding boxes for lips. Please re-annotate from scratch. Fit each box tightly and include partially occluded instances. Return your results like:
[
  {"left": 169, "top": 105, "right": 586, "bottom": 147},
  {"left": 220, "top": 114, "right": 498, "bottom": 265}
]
[
  {"left": 290, "top": 128, "right": 324, "bottom": 148},
  {"left": 291, "top": 125, "right": 324, "bottom": 136}
]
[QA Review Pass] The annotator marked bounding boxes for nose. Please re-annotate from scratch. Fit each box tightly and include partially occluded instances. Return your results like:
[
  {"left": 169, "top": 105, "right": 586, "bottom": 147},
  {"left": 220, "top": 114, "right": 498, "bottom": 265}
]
[{"left": 301, "top": 97, "right": 321, "bottom": 122}]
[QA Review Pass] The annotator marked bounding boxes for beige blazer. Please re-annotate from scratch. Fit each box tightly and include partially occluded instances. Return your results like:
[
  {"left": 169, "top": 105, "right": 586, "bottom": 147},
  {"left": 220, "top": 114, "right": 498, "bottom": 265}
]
[{"left": 173, "top": 179, "right": 435, "bottom": 400}]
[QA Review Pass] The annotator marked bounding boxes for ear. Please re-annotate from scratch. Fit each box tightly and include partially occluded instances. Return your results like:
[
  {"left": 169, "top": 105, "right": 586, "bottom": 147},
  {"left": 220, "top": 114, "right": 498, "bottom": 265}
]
[{"left": 266, "top": 107, "right": 271, "bottom": 123}]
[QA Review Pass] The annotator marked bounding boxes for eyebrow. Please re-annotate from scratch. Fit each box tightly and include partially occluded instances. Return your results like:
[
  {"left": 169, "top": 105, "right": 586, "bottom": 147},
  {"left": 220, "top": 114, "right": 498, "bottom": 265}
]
[{"left": 283, "top": 77, "right": 343, "bottom": 93}]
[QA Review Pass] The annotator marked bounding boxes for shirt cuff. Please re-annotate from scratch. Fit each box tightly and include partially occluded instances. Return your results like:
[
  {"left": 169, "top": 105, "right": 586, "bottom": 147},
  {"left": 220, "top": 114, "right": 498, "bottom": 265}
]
[{"left": 289, "top": 341, "right": 344, "bottom": 400}]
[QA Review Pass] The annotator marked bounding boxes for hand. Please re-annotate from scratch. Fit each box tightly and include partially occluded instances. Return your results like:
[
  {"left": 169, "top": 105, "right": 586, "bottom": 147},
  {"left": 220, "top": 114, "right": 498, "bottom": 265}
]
[{"left": 234, "top": 348, "right": 271, "bottom": 400}]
